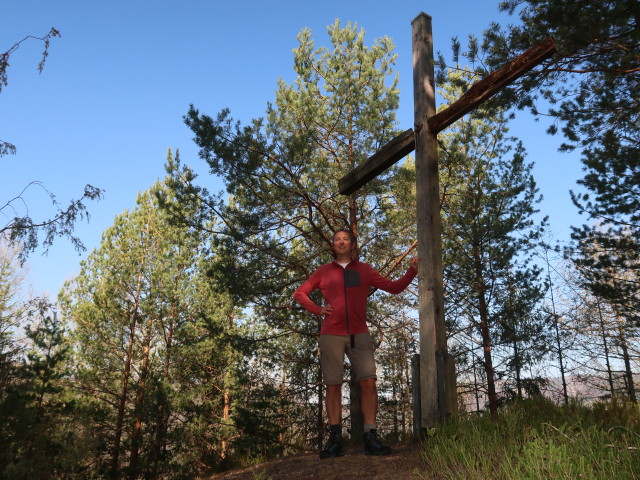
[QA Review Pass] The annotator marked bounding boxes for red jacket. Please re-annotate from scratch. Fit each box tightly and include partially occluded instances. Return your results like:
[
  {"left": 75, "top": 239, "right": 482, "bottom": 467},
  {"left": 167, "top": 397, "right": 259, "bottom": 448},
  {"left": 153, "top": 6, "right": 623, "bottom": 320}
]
[{"left": 293, "top": 260, "right": 417, "bottom": 335}]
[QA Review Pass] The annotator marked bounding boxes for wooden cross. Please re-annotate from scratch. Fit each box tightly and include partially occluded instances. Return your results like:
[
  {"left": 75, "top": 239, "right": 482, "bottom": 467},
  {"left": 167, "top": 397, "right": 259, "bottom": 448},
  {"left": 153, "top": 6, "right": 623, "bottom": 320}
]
[{"left": 338, "top": 12, "right": 556, "bottom": 429}]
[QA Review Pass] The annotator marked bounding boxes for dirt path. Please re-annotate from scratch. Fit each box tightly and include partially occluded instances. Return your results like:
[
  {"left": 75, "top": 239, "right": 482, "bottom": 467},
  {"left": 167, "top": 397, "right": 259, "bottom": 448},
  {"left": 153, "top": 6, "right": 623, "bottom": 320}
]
[{"left": 206, "top": 443, "right": 428, "bottom": 480}]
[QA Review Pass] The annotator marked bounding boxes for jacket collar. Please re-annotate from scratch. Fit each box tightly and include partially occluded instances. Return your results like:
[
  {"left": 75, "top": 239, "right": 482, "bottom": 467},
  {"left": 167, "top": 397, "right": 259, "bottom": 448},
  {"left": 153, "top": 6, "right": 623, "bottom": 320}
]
[{"left": 332, "top": 259, "right": 356, "bottom": 267}]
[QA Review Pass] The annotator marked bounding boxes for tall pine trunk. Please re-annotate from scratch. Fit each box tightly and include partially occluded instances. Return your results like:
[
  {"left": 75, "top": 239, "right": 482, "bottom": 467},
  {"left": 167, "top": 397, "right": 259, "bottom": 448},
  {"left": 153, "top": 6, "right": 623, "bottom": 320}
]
[
  {"left": 129, "top": 315, "right": 153, "bottom": 478},
  {"left": 616, "top": 316, "right": 637, "bottom": 403},
  {"left": 513, "top": 340, "right": 522, "bottom": 400},
  {"left": 349, "top": 370, "right": 363, "bottom": 442},
  {"left": 545, "top": 254, "right": 568, "bottom": 405},
  {"left": 110, "top": 269, "right": 144, "bottom": 479},
  {"left": 552, "top": 315, "right": 568, "bottom": 405},
  {"left": 150, "top": 304, "right": 174, "bottom": 479},
  {"left": 392, "top": 362, "right": 398, "bottom": 436},
  {"left": 596, "top": 299, "right": 615, "bottom": 398},
  {"left": 316, "top": 343, "right": 324, "bottom": 448},
  {"left": 344, "top": 193, "right": 365, "bottom": 439},
  {"left": 474, "top": 247, "right": 498, "bottom": 414}
]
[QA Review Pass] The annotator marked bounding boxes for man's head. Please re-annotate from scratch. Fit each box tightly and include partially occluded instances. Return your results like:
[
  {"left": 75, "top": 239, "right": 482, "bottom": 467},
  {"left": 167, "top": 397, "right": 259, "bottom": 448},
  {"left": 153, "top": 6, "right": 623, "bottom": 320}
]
[{"left": 332, "top": 228, "right": 356, "bottom": 259}]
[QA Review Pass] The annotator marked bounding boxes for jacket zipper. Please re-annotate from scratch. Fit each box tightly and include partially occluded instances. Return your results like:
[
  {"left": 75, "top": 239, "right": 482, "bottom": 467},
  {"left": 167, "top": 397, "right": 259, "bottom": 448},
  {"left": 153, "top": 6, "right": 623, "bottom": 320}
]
[{"left": 343, "top": 267, "right": 354, "bottom": 348}]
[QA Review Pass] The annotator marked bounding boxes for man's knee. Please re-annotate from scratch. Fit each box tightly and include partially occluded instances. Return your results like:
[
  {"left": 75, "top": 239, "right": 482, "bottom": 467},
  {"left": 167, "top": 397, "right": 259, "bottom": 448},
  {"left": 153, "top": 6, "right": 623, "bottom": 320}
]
[
  {"left": 326, "top": 384, "right": 342, "bottom": 394},
  {"left": 359, "top": 377, "right": 377, "bottom": 391}
]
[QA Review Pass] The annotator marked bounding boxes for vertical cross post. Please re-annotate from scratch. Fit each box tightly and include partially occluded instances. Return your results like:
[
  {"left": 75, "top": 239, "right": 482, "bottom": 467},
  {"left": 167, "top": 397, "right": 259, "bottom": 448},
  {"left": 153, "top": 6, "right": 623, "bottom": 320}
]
[
  {"left": 412, "top": 12, "right": 449, "bottom": 429},
  {"left": 338, "top": 13, "right": 555, "bottom": 430}
]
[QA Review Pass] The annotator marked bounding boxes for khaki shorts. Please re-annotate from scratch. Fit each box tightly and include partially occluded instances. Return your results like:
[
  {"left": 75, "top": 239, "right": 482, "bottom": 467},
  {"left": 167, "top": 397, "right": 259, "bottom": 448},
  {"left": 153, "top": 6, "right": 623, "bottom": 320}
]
[{"left": 319, "top": 333, "right": 377, "bottom": 385}]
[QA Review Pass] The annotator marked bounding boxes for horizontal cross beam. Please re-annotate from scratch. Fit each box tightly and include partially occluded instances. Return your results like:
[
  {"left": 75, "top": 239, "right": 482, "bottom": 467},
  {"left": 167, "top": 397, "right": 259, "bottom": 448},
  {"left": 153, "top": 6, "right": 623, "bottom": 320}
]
[
  {"left": 337, "top": 37, "right": 557, "bottom": 196},
  {"left": 427, "top": 36, "right": 557, "bottom": 134},
  {"left": 338, "top": 128, "right": 415, "bottom": 195}
]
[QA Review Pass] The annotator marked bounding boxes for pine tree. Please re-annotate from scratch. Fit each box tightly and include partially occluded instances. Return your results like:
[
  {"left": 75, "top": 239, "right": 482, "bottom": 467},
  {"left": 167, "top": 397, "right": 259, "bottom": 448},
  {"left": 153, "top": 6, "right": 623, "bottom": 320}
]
[
  {"left": 65, "top": 173, "right": 242, "bottom": 478},
  {"left": 437, "top": 66, "right": 547, "bottom": 414},
  {"left": 167, "top": 20, "right": 418, "bottom": 445},
  {"left": 0, "top": 297, "right": 95, "bottom": 480},
  {"left": 0, "top": 240, "right": 27, "bottom": 397},
  {"left": 475, "top": 0, "right": 639, "bottom": 328},
  {"left": 568, "top": 235, "right": 638, "bottom": 402}
]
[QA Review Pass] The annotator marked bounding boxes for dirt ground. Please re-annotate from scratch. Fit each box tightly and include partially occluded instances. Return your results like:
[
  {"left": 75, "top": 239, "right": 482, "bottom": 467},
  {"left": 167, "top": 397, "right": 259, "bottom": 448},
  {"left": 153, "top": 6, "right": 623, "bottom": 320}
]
[{"left": 205, "top": 443, "right": 429, "bottom": 480}]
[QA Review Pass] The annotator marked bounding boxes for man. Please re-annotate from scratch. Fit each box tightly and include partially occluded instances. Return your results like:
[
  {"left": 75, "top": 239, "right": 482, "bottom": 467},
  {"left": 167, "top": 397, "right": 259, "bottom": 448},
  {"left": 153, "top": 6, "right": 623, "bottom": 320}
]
[{"left": 293, "top": 228, "right": 418, "bottom": 458}]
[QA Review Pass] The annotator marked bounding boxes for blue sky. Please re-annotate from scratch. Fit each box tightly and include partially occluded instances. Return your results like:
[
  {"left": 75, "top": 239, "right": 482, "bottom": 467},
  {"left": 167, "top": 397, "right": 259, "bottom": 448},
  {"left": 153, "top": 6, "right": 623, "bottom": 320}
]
[{"left": 1, "top": 0, "right": 584, "bottom": 297}]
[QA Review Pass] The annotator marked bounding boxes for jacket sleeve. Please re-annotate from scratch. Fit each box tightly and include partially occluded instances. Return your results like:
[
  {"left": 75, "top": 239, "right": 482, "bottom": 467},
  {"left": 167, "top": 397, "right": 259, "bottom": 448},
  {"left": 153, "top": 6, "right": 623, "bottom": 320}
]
[
  {"left": 293, "top": 270, "right": 324, "bottom": 315},
  {"left": 368, "top": 265, "right": 417, "bottom": 294}
]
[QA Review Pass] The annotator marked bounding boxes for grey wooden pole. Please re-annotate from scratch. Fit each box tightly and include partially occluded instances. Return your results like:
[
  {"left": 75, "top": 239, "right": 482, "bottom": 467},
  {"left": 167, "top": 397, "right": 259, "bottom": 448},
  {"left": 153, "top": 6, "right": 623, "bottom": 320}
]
[{"left": 412, "top": 12, "right": 448, "bottom": 428}]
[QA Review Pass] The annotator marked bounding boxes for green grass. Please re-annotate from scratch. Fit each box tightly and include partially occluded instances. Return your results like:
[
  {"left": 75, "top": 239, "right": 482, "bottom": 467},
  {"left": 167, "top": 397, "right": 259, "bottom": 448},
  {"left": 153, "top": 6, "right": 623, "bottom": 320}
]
[{"left": 417, "top": 397, "right": 640, "bottom": 480}]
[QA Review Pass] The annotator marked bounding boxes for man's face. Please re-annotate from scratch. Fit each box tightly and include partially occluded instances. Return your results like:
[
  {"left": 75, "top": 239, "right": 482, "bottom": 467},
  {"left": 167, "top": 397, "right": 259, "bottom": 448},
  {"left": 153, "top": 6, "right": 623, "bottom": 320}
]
[{"left": 332, "top": 231, "right": 353, "bottom": 256}]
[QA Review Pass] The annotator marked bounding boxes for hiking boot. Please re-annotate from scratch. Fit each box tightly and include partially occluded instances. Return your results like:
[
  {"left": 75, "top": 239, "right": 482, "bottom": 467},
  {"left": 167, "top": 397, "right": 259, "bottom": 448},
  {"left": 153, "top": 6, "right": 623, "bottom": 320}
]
[
  {"left": 364, "top": 429, "right": 392, "bottom": 456},
  {"left": 320, "top": 430, "right": 345, "bottom": 459}
]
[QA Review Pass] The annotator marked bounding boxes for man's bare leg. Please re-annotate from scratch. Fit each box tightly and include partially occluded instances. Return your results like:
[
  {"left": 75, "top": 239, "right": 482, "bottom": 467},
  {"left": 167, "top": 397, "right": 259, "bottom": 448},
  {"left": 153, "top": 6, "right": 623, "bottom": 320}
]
[
  {"left": 359, "top": 378, "right": 377, "bottom": 426},
  {"left": 325, "top": 384, "right": 342, "bottom": 425},
  {"left": 320, "top": 383, "right": 345, "bottom": 459},
  {"left": 359, "top": 378, "right": 391, "bottom": 456}
]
